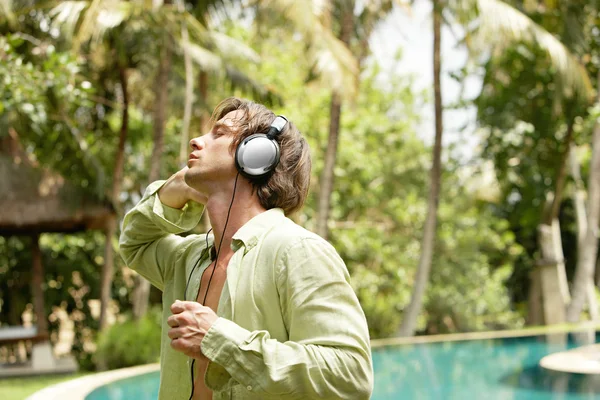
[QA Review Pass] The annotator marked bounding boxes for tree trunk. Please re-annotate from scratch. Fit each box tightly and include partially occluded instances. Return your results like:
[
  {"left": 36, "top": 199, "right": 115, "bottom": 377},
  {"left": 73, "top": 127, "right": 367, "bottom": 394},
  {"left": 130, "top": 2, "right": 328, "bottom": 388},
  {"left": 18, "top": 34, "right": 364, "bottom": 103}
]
[
  {"left": 31, "top": 233, "right": 48, "bottom": 337},
  {"left": 316, "top": 1, "right": 354, "bottom": 240},
  {"left": 527, "top": 267, "right": 543, "bottom": 325},
  {"left": 198, "top": 70, "right": 210, "bottom": 134},
  {"left": 536, "top": 220, "right": 568, "bottom": 324},
  {"left": 317, "top": 94, "right": 342, "bottom": 240},
  {"left": 132, "top": 39, "right": 171, "bottom": 320},
  {"left": 198, "top": 70, "right": 211, "bottom": 232},
  {"left": 570, "top": 145, "right": 587, "bottom": 246},
  {"left": 567, "top": 94, "right": 600, "bottom": 322},
  {"left": 544, "top": 122, "right": 575, "bottom": 226},
  {"left": 147, "top": 43, "right": 171, "bottom": 184},
  {"left": 99, "top": 63, "right": 129, "bottom": 331},
  {"left": 529, "top": 121, "right": 575, "bottom": 325},
  {"left": 398, "top": 0, "right": 444, "bottom": 337},
  {"left": 178, "top": 0, "right": 194, "bottom": 168}
]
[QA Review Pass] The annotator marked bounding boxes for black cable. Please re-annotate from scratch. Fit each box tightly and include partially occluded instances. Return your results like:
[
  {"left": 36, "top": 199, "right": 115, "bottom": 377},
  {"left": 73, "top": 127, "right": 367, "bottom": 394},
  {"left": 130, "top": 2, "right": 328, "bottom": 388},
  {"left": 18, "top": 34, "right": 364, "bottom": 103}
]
[
  {"left": 201, "top": 172, "right": 239, "bottom": 304},
  {"left": 184, "top": 228, "right": 212, "bottom": 301},
  {"left": 185, "top": 227, "right": 212, "bottom": 400},
  {"left": 188, "top": 172, "right": 240, "bottom": 400}
]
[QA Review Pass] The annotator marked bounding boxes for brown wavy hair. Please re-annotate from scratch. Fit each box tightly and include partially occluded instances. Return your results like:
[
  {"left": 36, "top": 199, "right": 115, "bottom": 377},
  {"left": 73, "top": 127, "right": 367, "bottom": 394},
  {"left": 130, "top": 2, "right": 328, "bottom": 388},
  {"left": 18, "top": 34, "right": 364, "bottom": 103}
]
[{"left": 210, "top": 97, "right": 311, "bottom": 215}]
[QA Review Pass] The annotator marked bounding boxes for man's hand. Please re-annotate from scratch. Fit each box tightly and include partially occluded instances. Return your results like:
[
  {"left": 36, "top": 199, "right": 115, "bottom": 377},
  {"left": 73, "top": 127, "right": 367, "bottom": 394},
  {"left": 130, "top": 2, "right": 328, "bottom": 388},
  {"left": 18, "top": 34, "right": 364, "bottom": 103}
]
[
  {"left": 167, "top": 300, "right": 218, "bottom": 359},
  {"left": 158, "top": 167, "right": 207, "bottom": 209}
]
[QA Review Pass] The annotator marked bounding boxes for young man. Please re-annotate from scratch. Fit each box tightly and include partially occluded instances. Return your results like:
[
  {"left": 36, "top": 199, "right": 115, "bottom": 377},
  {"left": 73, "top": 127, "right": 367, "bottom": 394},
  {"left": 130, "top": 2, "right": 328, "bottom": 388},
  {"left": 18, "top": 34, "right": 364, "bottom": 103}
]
[{"left": 119, "top": 97, "right": 373, "bottom": 399}]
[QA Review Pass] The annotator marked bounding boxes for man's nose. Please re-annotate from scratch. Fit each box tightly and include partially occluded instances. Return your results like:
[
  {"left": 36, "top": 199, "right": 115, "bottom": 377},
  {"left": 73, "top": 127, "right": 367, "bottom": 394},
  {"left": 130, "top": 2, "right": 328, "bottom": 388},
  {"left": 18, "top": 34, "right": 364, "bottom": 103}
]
[{"left": 189, "top": 136, "right": 205, "bottom": 150}]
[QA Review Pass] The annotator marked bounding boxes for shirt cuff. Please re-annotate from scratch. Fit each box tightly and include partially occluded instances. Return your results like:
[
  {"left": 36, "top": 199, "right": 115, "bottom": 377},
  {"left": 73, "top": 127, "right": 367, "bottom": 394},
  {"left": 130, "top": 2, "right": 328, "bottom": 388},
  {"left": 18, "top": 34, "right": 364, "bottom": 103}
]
[
  {"left": 201, "top": 317, "right": 251, "bottom": 365},
  {"left": 145, "top": 180, "right": 205, "bottom": 233}
]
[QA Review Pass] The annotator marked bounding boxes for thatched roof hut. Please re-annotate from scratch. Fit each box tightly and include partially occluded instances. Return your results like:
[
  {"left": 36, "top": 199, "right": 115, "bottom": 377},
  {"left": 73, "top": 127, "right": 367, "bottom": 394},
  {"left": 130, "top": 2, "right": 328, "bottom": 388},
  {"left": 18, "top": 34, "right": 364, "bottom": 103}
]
[
  {"left": 0, "top": 130, "right": 114, "bottom": 234},
  {"left": 0, "top": 129, "right": 114, "bottom": 343}
]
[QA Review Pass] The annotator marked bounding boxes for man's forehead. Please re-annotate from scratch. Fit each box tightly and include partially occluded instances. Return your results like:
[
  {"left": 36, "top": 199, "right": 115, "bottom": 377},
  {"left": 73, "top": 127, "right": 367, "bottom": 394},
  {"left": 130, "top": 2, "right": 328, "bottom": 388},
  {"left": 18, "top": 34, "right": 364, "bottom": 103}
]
[{"left": 218, "top": 110, "right": 246, "bottom": 127}]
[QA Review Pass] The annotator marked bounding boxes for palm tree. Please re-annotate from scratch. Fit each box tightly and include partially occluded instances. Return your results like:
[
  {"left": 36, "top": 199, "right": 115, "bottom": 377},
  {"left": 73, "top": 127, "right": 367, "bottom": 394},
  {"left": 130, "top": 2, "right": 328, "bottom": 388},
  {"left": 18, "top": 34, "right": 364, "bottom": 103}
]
[
  {"left": 398, "top": 0, "right": 444, "bottom": 337},
  {"left": 314, "top": 0, "right": 397, "bottom": 240},
  {"left": 398, "top": 0, "right": 594, "bottom": 336},
  {"left": 317, "top": 0, "right": 355, "bottom": 240},
  {"left": 567, "top": 69, "right": 600, "bottom": 323},
  {"left": 48, "top": 0, "right": 272, "bottom": 325},
  {"left": 49, "top": 0, "right": 361, "bottom": 322},
  {"left": 475, "top": 0, "right": 594, "bottom": 326}
]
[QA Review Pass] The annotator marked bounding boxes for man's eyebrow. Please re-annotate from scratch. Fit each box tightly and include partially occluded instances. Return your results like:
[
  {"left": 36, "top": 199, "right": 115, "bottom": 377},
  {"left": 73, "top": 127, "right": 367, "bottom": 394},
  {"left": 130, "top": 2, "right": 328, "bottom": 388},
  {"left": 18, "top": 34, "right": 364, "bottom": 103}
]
[{"left": 211, "top": 121, "right": 229, "bottom": 133}]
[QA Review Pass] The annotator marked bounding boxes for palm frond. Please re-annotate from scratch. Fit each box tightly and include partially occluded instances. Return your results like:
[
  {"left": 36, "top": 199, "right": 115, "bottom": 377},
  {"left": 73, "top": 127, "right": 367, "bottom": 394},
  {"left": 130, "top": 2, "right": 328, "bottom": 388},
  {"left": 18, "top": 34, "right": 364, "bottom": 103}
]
[
  {"left": 179, "top": 40, "right": 223, "bottom": 72},
  {"left": 91, "top": 3, "right": 130, "bottom": 45},
  {"left": 209, "top": 31, "right": 260, "bottom": 63},
  {"left": 257, "top": 0, "right": 358, "bottom": 98},
  {"left": 0, "top": 0, "right": 17, "bottom": 27},
  {"left": 311, "top": 25, "right": 359, "bottom": 96},
  {"left": 180, "top": 11, "right": 209, "bottom": 42},
  {"left": 255, "top": 0, "right": 331, "bottom": 30},
  {"left": 474, "top": 0, "right": 593, "bottom": 100},
  {"left": 224, "top": 65, "right": 282, "bottom": 106},
  {"left": 50, "top": 0, "right": 131, "bottom": 50},
  {"left": 73, "top": 0, "right": 102, "bottom": 49},
  {"left": 49, "top": 1, "right": 89, "bottom": 41}
]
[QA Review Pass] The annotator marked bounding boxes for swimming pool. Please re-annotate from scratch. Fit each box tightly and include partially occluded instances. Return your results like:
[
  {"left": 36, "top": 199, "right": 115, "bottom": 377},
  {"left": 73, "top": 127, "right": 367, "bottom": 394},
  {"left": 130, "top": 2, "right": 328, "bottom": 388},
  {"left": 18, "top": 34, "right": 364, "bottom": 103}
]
[{"left": 86, "top": 331, "right": 599, "bottom": 399}]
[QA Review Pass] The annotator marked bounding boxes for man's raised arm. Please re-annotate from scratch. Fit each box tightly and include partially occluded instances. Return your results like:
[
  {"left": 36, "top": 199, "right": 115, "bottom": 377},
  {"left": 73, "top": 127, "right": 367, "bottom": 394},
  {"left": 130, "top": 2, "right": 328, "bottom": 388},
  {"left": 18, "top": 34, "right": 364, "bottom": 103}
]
[{"left": 119, "top": 168, "right": 206, "bottom": 290}]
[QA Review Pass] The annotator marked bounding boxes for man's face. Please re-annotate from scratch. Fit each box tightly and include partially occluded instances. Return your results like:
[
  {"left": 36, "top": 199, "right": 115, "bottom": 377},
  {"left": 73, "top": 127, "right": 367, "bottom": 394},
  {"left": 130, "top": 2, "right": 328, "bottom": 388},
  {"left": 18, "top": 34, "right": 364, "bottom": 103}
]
[{"left": 184, "top": 110, "right": 242, "bottom": 191}]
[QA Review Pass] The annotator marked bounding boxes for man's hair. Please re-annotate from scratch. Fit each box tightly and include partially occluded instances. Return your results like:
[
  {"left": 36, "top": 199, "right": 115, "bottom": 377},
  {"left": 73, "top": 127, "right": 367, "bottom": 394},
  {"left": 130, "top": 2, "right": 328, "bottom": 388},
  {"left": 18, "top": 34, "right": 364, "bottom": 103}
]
[{"left": 210, "top": 97, "right": 312, "bottom": 215}]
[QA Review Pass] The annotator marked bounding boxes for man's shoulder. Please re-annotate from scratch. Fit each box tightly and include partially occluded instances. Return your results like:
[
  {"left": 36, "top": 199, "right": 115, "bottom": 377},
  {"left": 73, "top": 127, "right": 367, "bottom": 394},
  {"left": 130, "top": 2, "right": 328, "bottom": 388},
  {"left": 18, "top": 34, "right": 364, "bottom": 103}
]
[
  {"left": 261, "top": 215, "right": 333, "bottom": 256},
  {"left": 268, "top": 214, "right": 319, "bottom": 239}
]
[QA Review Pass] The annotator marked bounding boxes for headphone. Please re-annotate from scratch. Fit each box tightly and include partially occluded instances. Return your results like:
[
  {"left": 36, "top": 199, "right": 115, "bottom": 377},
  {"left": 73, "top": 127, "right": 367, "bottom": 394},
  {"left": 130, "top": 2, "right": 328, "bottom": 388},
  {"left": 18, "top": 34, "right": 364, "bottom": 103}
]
[{"left": 235, "top": 115, "right": 288, "bottom": 179}]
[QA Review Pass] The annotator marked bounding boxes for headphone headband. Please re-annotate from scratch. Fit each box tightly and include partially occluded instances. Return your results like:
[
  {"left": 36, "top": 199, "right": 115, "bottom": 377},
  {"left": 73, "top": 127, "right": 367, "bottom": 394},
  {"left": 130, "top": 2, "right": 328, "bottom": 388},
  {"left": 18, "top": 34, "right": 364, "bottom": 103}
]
[{"left": 266, "top": 115, "right": 288, "bottom": 139}]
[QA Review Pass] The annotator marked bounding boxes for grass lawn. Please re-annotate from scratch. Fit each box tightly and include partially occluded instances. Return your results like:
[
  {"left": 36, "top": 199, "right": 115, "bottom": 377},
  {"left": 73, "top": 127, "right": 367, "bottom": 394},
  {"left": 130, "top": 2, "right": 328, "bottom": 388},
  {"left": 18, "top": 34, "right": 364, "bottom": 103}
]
[{"left": 0, "top": 372, "right": 91, "bottom": 400}]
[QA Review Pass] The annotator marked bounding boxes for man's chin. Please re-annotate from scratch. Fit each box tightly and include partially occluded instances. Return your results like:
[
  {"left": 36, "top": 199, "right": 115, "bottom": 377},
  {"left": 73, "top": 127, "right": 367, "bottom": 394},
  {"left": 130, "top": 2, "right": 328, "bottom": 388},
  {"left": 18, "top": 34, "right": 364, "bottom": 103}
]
[{"left": 183, "top": 168, "right": 197, "bottom": 187}]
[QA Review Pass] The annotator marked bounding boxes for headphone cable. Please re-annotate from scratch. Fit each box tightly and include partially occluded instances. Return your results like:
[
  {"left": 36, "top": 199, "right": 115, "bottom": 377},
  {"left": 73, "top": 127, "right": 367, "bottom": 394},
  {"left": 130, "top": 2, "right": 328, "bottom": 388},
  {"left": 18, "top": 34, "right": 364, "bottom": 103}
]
[{"left": 188, "top": 172, "right": 240, "bottom": 400}]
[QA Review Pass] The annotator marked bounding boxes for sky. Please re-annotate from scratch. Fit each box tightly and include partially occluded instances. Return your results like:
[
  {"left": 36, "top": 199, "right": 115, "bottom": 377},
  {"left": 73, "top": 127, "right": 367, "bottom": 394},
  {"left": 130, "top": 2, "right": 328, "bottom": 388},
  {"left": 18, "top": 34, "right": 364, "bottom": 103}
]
[{"left": 369, "top": 2, "right": 484, "bottom": 163}]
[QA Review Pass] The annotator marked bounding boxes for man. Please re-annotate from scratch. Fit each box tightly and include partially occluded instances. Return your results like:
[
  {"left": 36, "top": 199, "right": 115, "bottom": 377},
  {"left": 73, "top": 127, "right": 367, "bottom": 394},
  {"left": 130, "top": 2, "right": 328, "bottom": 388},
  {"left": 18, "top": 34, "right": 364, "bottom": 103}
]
[{"left": 119, "top": 97, "right": 373, "bottom": 399}]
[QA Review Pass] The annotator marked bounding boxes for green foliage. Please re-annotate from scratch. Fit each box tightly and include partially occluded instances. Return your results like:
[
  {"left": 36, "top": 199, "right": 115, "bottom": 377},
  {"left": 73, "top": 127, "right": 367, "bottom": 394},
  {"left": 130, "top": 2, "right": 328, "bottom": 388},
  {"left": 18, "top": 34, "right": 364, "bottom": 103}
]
[
  {"left": 427, "top": 196, "right": 525, "bottom": 333},
  {"left": 1, "top": 2, "right": 565, "bottom": 355},
  {"left": 475, "top": 2, "right": 600, "bottom": 306},
  {"left": 0, "top": 33, "right": 102, "bottom": 196},
  {"left": 231, "top": 23, "right": 525, "bottom": 338},
  {"left": 95, "top": 307, "right": 162, "bottom": 370},
  {"left": 0, "top": 232, "right": 130, "bottom": 370}
]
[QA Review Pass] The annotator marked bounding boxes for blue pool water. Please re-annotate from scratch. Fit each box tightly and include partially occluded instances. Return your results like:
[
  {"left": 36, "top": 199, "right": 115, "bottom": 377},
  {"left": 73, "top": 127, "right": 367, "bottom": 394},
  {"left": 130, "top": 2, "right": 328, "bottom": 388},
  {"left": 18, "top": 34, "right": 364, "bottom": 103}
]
[{"left": 86, "top": 331, "right": 599, "bottom": 400}]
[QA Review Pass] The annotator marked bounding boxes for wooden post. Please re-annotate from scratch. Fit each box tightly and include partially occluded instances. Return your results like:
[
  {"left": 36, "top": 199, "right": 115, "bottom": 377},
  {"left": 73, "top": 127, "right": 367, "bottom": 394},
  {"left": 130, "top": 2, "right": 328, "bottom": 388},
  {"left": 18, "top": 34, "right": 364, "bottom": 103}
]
[{"left": 31, "top": 233, "right": 48, "bottom": 337}]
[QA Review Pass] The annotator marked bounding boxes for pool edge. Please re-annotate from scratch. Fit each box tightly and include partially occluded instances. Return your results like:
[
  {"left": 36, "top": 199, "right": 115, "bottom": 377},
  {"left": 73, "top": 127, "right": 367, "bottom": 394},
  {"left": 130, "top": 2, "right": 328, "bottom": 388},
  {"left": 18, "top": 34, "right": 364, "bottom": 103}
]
[
  {"left": 25, "top": 363, "right": 160, "bottom": 400},
  {"left": 371, "top": 321, "right": 600, "bottom": 348}
]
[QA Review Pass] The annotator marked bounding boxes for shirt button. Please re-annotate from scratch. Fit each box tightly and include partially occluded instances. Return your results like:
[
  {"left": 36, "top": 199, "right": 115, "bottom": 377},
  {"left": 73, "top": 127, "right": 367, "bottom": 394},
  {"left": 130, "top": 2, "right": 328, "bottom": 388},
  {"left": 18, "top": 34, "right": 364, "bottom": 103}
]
[{"left": 246, "top": 385, "right": 252, "bottom": 391}]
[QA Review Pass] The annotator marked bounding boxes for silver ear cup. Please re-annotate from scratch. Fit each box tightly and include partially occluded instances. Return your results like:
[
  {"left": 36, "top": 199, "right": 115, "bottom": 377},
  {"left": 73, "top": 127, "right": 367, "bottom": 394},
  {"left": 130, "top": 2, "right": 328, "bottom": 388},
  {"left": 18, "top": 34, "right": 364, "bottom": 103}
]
[{"left": 235, "top": 134, "right": 280, "bottom": 177}]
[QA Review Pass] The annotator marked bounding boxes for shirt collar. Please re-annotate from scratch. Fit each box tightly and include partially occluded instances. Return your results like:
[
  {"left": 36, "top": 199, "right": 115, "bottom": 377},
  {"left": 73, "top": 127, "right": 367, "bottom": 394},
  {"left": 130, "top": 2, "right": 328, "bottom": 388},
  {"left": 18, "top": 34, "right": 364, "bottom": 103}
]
[{"left": 231, "top": 208, "right": 285, "bottom": 252}]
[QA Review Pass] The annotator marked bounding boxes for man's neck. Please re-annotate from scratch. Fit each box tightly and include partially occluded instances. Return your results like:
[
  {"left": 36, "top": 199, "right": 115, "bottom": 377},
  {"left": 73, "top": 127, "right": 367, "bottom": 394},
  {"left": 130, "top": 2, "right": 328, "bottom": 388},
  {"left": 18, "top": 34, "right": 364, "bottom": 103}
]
[{"left": 205, "top": 181, "right": 266, "bottom": 261}]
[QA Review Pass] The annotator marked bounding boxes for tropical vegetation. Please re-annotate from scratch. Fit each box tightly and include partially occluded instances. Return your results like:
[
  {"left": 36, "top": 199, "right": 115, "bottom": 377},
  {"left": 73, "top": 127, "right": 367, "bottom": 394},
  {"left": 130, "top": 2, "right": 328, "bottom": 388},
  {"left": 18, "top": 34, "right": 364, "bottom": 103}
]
[{"left": 0, "top": 0, "right": 599, "bottom": 372}]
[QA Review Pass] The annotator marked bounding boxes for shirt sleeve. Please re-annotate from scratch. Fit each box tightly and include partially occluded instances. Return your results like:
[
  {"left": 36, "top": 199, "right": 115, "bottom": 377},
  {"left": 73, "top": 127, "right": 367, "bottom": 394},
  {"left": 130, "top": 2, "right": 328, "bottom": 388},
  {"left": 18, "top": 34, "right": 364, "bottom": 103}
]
[
  {"left": 118, "top": 180, "right": 205, "bottom": 291},
  {"left": 200, "top": 237, "right": 373, "bottom": 399}
]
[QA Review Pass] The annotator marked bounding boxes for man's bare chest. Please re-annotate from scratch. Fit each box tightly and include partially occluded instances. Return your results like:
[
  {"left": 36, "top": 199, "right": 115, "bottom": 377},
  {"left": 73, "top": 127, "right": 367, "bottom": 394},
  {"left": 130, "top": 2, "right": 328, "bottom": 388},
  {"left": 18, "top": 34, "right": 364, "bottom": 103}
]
[{"left": 195, "top": 261, "right": 228, "bottom": 311}]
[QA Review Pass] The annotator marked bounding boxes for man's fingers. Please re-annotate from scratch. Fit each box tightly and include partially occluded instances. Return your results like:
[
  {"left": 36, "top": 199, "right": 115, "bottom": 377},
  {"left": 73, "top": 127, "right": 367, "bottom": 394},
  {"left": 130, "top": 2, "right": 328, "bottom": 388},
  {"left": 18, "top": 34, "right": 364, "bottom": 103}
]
[
  {"left": 168, "top": 327, "right": 184, "bottom": 340},
  {"left": 170, "top": 300, "right": 187, "bottom": 314},
  {"left": 167, "top": 315, "right": 179, "bottom": 328},
  {"left": 170, "top": 337, "right": 185, "bottom": 352}
]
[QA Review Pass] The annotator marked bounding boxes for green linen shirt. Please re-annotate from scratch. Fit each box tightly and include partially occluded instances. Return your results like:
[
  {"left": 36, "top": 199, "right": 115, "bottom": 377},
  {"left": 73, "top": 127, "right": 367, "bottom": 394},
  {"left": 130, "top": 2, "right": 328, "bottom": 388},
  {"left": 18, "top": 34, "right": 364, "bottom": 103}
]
[{"left": 119, "top": 181, "right": 373, "bottom": 400}]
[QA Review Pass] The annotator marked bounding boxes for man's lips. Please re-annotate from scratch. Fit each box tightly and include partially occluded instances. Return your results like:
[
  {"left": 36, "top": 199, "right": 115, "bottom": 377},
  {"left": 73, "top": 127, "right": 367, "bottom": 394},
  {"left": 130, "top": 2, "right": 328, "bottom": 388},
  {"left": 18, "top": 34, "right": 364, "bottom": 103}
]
[{"left": 189, "top": 153, "right": 199, "bottom": 161}]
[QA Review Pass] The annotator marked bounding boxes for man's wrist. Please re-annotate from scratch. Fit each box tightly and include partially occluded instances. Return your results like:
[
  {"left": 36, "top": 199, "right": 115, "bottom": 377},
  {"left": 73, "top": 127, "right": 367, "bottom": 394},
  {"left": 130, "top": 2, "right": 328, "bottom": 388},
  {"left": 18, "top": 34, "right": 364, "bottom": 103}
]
[
  {"left": 157, "top": 186, "right": 189, "bottom": 209},
  {"left": 200, "top": 318, "right": 251, "bottom": 364}
]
